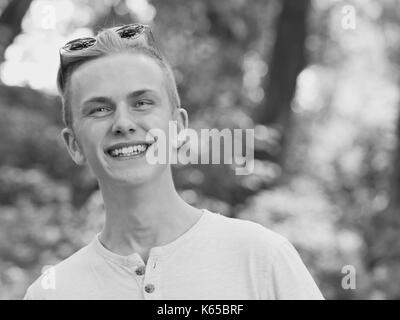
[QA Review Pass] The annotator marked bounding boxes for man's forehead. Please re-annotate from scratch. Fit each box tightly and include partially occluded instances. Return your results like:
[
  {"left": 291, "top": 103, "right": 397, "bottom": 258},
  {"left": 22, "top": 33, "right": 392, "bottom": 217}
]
[{"left": 70, "top": 53, "right": 166, "bottom": 102}]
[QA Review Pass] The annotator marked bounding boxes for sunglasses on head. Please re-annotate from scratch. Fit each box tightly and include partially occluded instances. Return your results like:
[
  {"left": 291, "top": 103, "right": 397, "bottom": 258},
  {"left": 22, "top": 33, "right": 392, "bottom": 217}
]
[
  {"left": 60, "top": 23, "right": 158, "bottom": 56},
  {"left": 58, "top": 23, "right": 160, "bottom": 91}
]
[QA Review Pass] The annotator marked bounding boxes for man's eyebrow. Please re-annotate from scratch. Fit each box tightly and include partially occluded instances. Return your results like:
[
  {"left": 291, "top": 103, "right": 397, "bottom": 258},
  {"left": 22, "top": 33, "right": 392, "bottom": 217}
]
[
  {"left": 127, "top": 89, "right": 160, "bottom": 99},
  {"left": 82, "top": 89, "right": 160, "bottom": 106},
  {"left": 82, "top": 96, "right": 111, "bottom": 106}
]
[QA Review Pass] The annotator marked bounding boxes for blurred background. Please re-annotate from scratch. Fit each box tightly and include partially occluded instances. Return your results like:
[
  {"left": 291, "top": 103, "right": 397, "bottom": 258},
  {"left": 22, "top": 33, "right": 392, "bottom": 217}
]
[{"left": 0, "top": 0, "right": 399, "bottom": 299}]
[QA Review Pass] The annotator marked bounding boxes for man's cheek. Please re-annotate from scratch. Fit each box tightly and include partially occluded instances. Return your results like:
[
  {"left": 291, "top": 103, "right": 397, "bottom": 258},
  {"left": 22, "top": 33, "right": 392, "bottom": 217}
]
[{"left": 78, "top": 134, "right": 97, "bottom": 162}]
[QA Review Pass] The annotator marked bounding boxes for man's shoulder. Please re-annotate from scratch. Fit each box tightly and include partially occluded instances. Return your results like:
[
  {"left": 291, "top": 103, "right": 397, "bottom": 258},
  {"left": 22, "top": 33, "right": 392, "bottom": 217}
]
[
  {"left": 204, "top": 211, "right": 291, "bottom": 255},
  {"left": 204, "top": 212, "right": 324, "bottom": 299},
  {"left": 24, "top": 241, "right": 97, "bottom": 300}
]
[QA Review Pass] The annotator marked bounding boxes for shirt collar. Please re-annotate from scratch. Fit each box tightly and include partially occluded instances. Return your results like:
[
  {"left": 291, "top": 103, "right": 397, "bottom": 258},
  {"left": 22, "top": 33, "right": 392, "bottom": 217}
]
[{"left": 90, "top": 208, "right": 212, "bottom": 266}]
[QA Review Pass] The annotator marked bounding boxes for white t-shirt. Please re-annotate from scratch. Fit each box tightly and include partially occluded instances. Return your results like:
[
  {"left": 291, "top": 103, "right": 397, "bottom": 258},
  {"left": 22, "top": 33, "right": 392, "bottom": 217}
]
[{"left": 23, "top": 209, "right": 324, "bottom": 300}]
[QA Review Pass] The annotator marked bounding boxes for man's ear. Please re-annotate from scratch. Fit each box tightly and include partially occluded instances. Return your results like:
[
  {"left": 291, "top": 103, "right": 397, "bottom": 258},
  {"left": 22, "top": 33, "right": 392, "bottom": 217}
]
[
  {"left": 61, "top": 128, "right": 86, "bottom": 165},
  {"left": 174, "top": 107, "right": 189, "bottom": 148}
]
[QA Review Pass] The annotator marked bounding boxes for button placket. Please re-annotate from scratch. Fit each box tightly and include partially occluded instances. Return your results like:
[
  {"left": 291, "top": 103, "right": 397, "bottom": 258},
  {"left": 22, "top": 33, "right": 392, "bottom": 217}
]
[
  {"left": 128, "top": 254, "right": 146, "bottom": 288},
  {"left": 142, "top": 255, "right": 161, "bottom": 299}
]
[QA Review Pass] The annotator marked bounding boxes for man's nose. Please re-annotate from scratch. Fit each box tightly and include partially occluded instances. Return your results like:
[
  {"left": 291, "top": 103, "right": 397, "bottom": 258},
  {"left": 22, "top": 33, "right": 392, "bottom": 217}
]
[{"left": 111, "top": 104, "right": 137, "bottom": 135}]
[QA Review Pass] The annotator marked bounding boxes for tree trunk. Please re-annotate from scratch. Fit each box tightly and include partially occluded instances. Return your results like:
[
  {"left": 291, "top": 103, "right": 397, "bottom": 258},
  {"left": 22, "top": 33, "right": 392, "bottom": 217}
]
[{"left": 253, "top": 0, "right": 310, "bottom": 167}]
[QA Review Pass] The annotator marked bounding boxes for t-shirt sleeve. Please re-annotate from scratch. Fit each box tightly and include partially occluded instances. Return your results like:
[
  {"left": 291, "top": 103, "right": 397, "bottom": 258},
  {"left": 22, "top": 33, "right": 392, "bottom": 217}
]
[
  {"left": 265, "top": 237, "right": 324, "bottom": 300},
  {"left": 22, "top": 281, "right": 46, "bottom": 300},
  {"left": 23, "top": 287, "right": 34, "bottom": 300}
]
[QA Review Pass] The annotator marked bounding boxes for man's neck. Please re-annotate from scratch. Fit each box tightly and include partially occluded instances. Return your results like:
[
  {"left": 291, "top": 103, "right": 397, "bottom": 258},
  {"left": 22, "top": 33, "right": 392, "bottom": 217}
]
[{"left": 97, "top": 169, "right": 202, "bottom": 263}]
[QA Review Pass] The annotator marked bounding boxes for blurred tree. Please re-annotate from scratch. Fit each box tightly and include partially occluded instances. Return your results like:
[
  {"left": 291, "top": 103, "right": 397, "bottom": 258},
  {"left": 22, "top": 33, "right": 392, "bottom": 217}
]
[
  {"left": 390, "top": 115, "right": 400, "bottom": 212},
  {"left": 151, "top": 0, "right": 277, "bottom": 212},
  {"left": 253, "top": 0, "right": 310, "bottom": 171},
  {"left": 356, "top": 0, "right": 400, "bottom": 298},
  {"left": 91, "top": 0, "right": 137, "bottom": 32},
  {"left": 0, "top": 0, "right": 33, "bottom": 64}
]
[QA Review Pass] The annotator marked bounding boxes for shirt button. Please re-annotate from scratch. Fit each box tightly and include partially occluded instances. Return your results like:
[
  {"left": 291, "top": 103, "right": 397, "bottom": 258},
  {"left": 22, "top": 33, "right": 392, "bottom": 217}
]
[
  {"left": 144, "top": 283, "right": 155, "bottom": 293},
  {"left": 135, "top": 265, "right": 146, "bottom": 276}
]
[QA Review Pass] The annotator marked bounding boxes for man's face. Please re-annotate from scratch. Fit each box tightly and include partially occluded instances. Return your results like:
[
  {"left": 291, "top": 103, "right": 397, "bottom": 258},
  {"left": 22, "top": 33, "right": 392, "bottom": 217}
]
[{"left": 62, "top": 52, "right": 186, "bottom": 186}]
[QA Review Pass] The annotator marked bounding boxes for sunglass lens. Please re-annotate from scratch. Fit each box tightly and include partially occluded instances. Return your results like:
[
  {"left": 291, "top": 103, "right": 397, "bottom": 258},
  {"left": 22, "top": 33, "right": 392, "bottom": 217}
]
[
  {"left": 70, "top": 42, "right": 83, "bottom": 50},
  {"left": 118, "top": 25, "right": 144, "bottom": 39},
  {"left": 67, "top": 38, "right": 96, "bottom": 51}
]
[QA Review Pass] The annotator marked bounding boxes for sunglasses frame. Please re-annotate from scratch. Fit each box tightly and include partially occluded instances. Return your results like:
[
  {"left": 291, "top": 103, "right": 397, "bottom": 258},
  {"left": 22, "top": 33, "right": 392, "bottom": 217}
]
[{"left": 60, "top": 24, "right": 155, "bottom": 52}]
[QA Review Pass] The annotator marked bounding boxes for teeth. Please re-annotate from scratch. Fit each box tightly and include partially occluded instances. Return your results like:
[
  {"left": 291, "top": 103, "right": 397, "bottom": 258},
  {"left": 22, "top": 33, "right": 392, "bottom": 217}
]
[{"left": 109, "top": 144, "right": 148, "bottom": 157}]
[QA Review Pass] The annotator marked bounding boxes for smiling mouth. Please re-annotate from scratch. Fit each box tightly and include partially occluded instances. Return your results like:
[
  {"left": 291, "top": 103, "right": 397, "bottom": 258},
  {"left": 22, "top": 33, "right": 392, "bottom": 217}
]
[{"left": 105, "top": 142, "right": 154, "bottom": 158}]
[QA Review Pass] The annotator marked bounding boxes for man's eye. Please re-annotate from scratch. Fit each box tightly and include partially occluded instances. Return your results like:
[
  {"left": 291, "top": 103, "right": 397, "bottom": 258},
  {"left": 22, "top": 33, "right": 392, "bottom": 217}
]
[
  {"left": 89, "top": 107, "right": 110, "bottom": 115},
  {"left": 135, "top": 100, "right": 153, "bottom": 108}
]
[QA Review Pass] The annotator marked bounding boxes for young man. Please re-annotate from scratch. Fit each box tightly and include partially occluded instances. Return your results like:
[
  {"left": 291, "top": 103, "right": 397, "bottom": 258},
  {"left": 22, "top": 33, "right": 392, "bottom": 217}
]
[{"left": 24, "top": 24, "right": 324, "bottom": 300}]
